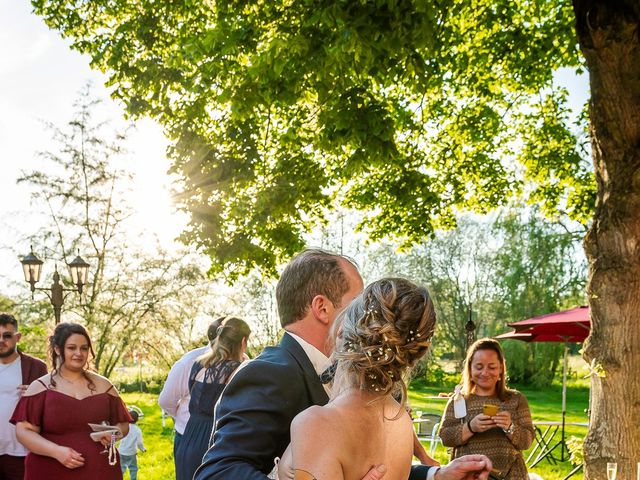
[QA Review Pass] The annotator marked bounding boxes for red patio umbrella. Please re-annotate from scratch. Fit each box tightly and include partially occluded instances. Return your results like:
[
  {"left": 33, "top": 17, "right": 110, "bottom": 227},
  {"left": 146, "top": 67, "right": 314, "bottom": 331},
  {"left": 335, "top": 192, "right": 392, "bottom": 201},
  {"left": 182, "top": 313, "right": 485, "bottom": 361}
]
[
  {"left": 495, "top": 306, "right": 591, "bottom": 463},
  {"left": 508, "top": 305, "right": 590, "bottom": 340},
  {"left": 494, "top": 331, "right": 588, "bottom": 344}
]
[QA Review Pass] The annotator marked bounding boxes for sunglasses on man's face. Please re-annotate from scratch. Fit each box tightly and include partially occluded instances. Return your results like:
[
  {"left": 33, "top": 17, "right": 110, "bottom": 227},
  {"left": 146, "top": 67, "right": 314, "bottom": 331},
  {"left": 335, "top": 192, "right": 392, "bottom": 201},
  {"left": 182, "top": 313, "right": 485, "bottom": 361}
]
[{"left": 1, "top": 332, "right": 18, "bottom": 340}]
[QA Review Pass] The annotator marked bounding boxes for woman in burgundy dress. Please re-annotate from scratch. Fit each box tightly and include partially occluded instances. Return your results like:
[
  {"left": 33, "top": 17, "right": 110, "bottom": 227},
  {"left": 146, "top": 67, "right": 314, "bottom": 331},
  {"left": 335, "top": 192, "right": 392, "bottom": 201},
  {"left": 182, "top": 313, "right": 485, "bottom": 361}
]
[{"left": 10, "top": 322, "right": 132, "bottom": 480}]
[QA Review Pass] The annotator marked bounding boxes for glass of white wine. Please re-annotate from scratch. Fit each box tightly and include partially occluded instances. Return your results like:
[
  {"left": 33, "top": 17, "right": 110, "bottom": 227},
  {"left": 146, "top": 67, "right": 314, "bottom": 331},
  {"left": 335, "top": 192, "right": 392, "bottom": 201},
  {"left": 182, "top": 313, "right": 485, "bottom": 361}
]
[
  {"left": 636, "top": 461, "right": 639, "bottom": 480},
  {"left": 415, "top": 410, "right": 423, "bottom": 419},
  {"left": 607, "top": 462, "right": 617, "bottom": 480}
]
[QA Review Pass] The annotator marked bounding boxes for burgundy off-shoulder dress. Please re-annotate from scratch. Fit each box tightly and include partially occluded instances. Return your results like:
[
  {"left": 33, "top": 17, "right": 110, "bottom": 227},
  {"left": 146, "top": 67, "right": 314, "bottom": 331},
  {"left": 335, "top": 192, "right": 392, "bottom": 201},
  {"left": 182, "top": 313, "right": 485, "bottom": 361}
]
[{"left": 10, "top": 381, "right": 133, "bottom": 480}]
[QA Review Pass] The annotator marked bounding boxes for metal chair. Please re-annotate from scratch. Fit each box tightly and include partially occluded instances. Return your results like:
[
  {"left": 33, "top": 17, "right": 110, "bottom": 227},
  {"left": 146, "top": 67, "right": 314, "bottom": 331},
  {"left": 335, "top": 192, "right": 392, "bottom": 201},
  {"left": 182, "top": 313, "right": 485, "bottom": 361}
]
[{"left": 415, "top": 413, "right": 442, "bottom": 455}]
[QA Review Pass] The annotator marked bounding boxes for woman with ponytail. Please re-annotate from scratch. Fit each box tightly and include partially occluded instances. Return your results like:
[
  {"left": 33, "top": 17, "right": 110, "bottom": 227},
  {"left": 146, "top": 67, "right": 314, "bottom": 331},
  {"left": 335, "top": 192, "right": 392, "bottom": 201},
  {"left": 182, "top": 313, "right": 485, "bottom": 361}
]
[{"left": 175, "top": 316, "right": 251, "bottom": 480}]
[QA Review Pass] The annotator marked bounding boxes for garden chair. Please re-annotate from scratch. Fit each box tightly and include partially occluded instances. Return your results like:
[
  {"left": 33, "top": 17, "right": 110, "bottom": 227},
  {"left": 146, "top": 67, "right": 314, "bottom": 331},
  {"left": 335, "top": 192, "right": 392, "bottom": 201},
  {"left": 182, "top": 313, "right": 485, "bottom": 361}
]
[{"left": 415, "top": 413, "right": 442, "bottom": 455}]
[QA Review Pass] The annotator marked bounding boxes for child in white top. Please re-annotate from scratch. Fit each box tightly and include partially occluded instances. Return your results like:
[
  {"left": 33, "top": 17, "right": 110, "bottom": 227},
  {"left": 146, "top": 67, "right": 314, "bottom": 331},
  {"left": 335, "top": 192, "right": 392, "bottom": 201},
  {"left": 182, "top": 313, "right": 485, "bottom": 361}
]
[{"left": 119, "top": 410, "right": 146, "bottom": 480}]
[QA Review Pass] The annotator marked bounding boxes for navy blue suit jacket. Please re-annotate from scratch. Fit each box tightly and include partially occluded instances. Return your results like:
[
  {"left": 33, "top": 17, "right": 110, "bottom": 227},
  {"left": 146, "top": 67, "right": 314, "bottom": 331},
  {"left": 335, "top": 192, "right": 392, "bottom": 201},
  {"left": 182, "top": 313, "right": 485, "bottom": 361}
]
[
  {"left": 195, "top": 333, "right": 329, "bottom": 479},
  {"left": 194, "top": 332, "right": 432, "bottom": 480}
]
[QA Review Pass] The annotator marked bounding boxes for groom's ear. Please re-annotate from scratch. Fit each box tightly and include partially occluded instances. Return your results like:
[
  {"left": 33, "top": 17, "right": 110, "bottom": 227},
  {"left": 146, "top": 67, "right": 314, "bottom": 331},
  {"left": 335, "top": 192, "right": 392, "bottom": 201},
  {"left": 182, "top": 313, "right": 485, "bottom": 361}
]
[{"left": 310, "top": 294, "right": 332, "bottom": 325}]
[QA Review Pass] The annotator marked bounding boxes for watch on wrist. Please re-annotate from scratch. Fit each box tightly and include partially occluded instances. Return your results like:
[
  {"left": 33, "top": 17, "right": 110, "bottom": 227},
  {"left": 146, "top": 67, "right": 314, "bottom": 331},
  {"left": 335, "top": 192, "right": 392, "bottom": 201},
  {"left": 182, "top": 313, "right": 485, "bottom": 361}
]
[
  {"left": 504, "top": 422, "right": 515, "bottom": 434},
  {"left": 467, "top": 419, "right": 476, "bottom": 434}
]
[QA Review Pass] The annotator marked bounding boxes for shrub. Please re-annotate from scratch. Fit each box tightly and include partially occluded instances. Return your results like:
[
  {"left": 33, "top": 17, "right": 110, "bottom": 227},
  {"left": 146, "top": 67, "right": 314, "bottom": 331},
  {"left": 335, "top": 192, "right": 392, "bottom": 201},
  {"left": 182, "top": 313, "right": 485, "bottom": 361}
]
[
  {"left": 502, "top": 341, "right": 562, "bottom": 387},
  {"left": 416, "top": 356, "right": 459, "bottom": 389},
  {"left": 116, "top": 374, "right": 166, "bottom": 394}
]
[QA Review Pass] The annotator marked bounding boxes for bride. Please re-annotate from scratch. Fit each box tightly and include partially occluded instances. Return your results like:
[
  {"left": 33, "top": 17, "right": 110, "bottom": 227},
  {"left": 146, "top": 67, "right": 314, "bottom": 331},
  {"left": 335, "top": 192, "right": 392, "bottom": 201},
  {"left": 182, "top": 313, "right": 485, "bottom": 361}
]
[{"left": 278, "top": 277, "right": 437, "bottom": 480}]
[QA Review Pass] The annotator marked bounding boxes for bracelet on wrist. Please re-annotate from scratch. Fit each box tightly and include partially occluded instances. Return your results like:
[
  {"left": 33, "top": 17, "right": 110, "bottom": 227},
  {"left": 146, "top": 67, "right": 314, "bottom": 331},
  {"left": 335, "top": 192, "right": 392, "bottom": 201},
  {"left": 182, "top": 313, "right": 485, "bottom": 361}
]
[
  {"left": 503, "top": 422, "right": 515, "bottom": 434},
  {"left": 467, "top": 419, "right": 476, "bottom": 434}
]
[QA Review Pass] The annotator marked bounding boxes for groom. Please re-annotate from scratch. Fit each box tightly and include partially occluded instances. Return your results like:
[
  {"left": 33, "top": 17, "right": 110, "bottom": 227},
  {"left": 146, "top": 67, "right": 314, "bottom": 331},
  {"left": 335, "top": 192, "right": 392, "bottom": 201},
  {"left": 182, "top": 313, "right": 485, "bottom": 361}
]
[{"left": 195, "top": 249, "right": 491, "bottom": 480}]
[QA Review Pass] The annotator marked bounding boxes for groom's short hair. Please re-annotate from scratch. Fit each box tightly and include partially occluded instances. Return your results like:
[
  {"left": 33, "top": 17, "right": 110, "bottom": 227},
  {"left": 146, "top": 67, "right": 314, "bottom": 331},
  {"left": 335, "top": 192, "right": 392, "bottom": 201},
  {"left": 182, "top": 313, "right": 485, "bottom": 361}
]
[{"left": 276, "top": 249, "right": 356, "bottom": 328}]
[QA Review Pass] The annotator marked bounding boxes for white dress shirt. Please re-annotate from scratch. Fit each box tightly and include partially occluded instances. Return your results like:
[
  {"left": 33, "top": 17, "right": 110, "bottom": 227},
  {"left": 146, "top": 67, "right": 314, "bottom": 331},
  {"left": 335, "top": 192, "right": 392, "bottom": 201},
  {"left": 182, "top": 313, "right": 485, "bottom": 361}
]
[
  {"left": 158, "top": 346, "right": 208, "bottom": 435},
  {"left": 426, "top": 467, "right": 440, "bottom": 479},
  {"left": 285, "top": 331, "right": 332, "bottom": 396}
]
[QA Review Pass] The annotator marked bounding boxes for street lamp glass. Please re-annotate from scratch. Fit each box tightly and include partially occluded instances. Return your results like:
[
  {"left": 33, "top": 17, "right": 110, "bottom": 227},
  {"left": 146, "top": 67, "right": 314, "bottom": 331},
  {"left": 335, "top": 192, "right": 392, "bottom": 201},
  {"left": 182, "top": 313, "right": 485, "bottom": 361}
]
[
  {"left": 21, "top": 251, "right": 44, "bottom": 284},
  {"left": 68, "top": 255, "right": 90, "bottom": 287}
]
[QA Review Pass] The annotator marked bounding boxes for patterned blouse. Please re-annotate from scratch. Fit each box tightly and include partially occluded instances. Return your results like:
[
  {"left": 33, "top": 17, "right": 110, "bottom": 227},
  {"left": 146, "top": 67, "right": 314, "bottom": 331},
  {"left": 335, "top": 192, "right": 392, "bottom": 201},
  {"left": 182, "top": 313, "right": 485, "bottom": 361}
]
[{"left": 439, "top": 391, "right": 535, "bottom": 480}]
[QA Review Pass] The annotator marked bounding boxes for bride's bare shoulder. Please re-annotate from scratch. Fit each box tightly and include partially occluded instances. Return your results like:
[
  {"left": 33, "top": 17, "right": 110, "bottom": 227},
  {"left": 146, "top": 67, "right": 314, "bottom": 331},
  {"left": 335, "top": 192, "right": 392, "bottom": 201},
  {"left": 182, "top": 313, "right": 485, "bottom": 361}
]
[
  {"left": 292, "top": 404, "right": 348, "bottom": 436},
  {"left": 289, "top": 405, "right": 348, "bottom": 479},
  {"left": 292, "top": 405, "right": 329, "bottom": 426}
]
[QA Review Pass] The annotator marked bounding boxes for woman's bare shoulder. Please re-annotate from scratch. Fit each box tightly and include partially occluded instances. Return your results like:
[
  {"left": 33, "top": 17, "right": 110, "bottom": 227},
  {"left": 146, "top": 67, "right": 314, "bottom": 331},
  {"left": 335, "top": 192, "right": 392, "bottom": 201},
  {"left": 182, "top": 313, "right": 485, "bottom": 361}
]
[
  {"left": 292, "top": 405, "right": 333, "bottom": 428},
  {"left": 23, "top": 374, "right": 51, "bottom": 396},
  {"left": 87, "top": 371, "right": 118, "bottom": 395},
  {"left": 291, "top": 404, "right": 348, "bottom": 441},
  {"left": 290, "top": 405, "right": 348, "bottom": 479}
]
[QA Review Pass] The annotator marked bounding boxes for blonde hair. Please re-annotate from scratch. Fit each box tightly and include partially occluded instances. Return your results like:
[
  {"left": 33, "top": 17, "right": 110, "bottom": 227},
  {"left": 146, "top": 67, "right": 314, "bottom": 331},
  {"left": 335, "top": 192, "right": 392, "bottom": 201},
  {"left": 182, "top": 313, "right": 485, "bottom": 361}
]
[
  {"left": 197, "top": 317, "right": 250, "bottom": 368},
  {"left": 332, "top": 278, "right": 436, "bottom": 410},
  {"left": 461, "top": 337, "right": 514, "bottom": 401}
]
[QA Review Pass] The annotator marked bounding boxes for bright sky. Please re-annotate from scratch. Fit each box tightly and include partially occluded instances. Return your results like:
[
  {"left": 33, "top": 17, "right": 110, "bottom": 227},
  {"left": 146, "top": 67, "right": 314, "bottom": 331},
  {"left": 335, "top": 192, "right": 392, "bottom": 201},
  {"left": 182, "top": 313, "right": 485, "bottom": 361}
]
[{"left": 0, "top": 1, "right": 187, "bottom": 292}]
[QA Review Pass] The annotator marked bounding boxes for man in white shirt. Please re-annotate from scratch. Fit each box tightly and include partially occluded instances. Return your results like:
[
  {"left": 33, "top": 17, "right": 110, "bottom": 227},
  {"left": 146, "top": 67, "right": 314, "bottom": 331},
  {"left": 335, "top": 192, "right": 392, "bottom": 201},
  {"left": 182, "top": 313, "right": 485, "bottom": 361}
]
[
  {"left": 0, "top": 313, "right": 47, "bottom": 480},
  {"left": 158, "top": 318, "right": 223, "bottom": 465}
]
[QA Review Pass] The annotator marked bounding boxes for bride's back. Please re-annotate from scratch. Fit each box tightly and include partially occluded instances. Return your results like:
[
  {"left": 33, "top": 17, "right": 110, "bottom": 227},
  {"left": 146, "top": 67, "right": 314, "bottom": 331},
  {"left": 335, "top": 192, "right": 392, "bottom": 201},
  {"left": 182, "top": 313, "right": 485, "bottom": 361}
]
[{"left": 290, "top": 392, "right": 414, "bottom": 480}]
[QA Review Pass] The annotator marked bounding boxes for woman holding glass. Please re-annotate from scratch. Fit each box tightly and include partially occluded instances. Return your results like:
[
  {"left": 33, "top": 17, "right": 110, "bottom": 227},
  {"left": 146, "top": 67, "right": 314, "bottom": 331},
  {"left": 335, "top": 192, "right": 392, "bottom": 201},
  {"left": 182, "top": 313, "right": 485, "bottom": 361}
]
[
  {"left": 10, "top": 322, "right": 132, "bottom": 479},
  {"left": 439, "top": 338, "right": 535, "bottom": 479}
]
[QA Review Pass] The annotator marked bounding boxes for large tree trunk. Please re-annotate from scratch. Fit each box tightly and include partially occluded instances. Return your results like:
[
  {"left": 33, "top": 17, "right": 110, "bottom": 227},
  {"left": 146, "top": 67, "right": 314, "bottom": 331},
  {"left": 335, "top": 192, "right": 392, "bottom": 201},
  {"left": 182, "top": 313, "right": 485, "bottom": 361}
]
[{"left": 573, "top": 2, "right": 640, "bottom": 479}]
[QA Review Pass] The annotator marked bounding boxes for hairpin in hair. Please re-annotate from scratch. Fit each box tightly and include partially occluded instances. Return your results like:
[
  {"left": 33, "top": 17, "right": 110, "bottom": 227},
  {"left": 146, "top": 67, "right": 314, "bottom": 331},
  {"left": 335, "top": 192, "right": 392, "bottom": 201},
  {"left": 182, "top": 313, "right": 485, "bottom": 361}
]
[{"left": 343, "top": 340, "right": 356, "bottom": 353}]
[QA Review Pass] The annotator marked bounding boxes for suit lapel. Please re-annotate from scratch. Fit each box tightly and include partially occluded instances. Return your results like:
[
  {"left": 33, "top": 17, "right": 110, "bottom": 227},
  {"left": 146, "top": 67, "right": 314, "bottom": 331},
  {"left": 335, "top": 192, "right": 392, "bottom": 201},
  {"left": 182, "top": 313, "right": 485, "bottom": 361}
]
[{"left": 281, "top": 333, "right": 330, "bottom": 406}]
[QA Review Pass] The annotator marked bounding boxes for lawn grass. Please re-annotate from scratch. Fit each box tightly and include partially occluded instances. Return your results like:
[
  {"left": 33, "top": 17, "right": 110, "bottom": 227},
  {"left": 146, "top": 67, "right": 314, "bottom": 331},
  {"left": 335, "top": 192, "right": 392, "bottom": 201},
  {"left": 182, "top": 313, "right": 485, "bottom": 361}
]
[
  {"left": 120, "top": 392, "right": 176, "bottom": 480},
  {"left": 408, "top": 377, "right": 590, "bottom": 480},
  {"left": 121, "top": 377, "right": 590, "bottom": 480}
]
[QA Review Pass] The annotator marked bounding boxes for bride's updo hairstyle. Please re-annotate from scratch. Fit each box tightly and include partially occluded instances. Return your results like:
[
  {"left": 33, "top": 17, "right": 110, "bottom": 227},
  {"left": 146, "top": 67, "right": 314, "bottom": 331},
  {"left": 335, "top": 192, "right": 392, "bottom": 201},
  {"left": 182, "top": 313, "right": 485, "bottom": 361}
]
[{"left": 332, "top": 277, "right": 436, "bottom": 405}]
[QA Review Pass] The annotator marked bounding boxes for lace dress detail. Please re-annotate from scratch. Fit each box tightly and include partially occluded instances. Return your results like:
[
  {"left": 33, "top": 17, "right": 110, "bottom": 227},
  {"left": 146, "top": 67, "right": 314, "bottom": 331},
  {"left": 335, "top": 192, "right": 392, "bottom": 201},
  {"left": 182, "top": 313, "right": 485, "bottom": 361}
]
[{"left": 187, "top": 359, "right": 240, "bottom": 416}]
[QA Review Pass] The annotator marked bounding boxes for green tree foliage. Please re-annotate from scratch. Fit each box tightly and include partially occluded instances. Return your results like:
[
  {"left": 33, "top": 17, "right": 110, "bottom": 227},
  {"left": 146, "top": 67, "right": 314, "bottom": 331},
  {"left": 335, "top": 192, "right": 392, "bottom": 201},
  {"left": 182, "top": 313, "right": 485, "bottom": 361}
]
[
  {"left": 398, "top": 217, "right": 498, "bottom": 362},
  {"left": 492, "top": 208, "right": 587, "bottom": 323},
  {"left": 0, "top": 294, "right": 14, "bottom": 312},
  {"left": 0, "top": 295, "right": 47, "bottom": 359},
  {"left": 31, "top": 0, "right": 595, "bottom": 278},
  {"left": 354, "top": 208, "right": 586, "bottom": 386},
  {"left": 11, "top": 299, "right": 51, "bottom": 361},
  {"left": 212, "top": 271, "right": 281, "bottom": 354},
  {"left": 491, "top": 209, "right": 587, "bottom": 386},
  {"left": 31, "top": 2, "right": 640, "bottom": 476}
]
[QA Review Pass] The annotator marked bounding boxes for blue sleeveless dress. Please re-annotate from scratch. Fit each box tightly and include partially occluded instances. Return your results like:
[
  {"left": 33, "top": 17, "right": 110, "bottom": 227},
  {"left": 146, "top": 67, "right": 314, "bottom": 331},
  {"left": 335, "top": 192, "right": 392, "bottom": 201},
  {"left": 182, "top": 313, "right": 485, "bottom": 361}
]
[{"left": 175, "top": 359, "right": 240, "bottom": 480}]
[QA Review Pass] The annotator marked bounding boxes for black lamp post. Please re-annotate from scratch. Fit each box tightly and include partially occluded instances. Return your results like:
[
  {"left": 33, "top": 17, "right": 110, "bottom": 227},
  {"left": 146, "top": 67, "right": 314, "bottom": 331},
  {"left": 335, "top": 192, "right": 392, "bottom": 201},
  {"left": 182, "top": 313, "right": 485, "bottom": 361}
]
[
  {"left": 20, "top": 247, "right": 90, "bottom": 324},
  {"left": 465, "top": 305, "right": 476, "bottom": 351}
]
